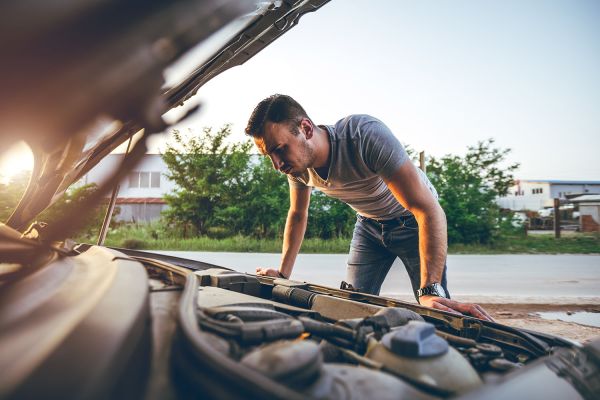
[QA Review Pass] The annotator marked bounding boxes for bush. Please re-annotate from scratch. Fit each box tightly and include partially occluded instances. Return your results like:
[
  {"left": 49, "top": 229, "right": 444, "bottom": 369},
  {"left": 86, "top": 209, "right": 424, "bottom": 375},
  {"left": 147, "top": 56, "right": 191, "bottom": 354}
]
[
  {"left": 121, "top": 238, "right": 147, "bottom": 249},
  {"left": 427, "top": 139, "right": 519, "bottom": 244},
  {"left": 206, "top": 226, "right": 232, "bottom": 239}
]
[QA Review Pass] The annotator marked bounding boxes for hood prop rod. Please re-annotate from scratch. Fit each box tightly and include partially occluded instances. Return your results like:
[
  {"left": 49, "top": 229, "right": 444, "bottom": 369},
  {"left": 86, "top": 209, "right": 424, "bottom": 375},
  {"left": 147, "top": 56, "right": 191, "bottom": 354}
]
[{"left": 97, "top": 136, "right": 133, "bottom": 246}]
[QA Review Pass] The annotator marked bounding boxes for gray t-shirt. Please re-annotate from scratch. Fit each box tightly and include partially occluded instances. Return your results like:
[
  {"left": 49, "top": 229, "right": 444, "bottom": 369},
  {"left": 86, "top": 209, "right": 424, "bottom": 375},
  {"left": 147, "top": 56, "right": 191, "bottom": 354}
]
[{"left": 288, "top": 114, "right": 437, "bottom": 219}]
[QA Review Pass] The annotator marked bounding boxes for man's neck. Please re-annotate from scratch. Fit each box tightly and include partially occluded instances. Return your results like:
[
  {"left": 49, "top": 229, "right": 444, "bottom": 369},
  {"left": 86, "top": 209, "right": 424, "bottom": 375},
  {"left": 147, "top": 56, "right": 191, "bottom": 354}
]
[{"left": 312, "top": 125, "right": 331, "bottom": 170}]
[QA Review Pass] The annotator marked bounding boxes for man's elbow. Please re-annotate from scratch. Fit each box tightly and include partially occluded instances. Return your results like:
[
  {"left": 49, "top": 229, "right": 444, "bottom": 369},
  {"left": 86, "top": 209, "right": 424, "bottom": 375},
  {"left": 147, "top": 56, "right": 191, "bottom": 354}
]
[
  {"left": 288, "top": 209, "right": 308, "bottom": 223},
  {"left": 410, "top": 201, "right": 445, "bottom": 223}
]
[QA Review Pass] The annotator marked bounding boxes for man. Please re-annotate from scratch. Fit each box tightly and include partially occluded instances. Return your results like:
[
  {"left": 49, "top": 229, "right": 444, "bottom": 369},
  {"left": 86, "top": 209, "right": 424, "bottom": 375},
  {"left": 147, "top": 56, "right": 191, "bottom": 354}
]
[{"left": 245, "top": 94, "right": 493, "bottom": 321}]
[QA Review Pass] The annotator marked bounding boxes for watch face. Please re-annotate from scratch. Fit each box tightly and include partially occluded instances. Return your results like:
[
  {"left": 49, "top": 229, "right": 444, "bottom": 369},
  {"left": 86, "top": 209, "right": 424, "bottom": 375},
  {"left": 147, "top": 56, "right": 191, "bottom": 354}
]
[{"left": 418, "top": 283, "right": 446, "bottom": 298}]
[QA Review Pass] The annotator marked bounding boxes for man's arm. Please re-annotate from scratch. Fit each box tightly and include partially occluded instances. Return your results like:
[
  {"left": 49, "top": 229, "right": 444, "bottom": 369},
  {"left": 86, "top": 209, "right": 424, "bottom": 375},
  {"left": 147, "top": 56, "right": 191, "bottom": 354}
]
[
  {"left": 384, "top": 161, "right": 494, "bottom": 321},
  {"left": 256, "top": 185, "right": 311, "bottom": 278}
]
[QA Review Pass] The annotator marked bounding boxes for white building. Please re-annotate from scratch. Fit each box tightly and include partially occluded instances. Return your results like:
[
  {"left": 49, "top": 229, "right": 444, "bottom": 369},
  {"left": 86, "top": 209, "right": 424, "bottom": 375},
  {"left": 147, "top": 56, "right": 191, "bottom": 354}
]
[
  {"left": 81, "top": 154, "right": 176, "bottom": 222},
  {"left": 497, "top": 179, "right": 600, "bottom": 211},
  {"left": 571, "top": 194, "right": 600, "bottom": 232}
]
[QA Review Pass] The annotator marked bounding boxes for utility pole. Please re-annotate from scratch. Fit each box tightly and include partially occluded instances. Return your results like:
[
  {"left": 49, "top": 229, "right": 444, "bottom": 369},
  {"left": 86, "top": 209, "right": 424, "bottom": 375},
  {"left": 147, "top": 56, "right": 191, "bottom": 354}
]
[
  {"left": 553, "top": 198, "right": 560, "bottom": 239},
  {"left": 419, "top": 151, "right": 426, "bottom": 173}
]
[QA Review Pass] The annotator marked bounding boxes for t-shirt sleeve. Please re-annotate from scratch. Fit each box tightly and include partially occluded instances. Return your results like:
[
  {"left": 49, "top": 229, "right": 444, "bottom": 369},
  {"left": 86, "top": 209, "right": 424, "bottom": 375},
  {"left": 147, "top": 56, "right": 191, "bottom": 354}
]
[
  {"left": 287, "top": 175, "right": 307, "bottom": 189},
  {"left": 360, "top": 118, "right": 409, "bottom": 178}
]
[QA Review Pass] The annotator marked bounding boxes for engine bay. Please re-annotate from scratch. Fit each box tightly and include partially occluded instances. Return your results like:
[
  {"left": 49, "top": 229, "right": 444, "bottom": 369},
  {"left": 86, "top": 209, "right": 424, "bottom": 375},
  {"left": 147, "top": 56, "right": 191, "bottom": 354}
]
[
  {"left": 2, "top": 246, "right": 597, "bottom": 400},
  {"left": 144, "top": 258, "right": 590, "bottom": 400}
]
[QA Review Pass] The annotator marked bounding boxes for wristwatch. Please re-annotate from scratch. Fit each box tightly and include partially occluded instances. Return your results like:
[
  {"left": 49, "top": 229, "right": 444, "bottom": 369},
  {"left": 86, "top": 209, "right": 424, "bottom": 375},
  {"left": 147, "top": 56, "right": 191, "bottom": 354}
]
[{"left": 416, "top": 283, "right": 447, "bottom": 299}]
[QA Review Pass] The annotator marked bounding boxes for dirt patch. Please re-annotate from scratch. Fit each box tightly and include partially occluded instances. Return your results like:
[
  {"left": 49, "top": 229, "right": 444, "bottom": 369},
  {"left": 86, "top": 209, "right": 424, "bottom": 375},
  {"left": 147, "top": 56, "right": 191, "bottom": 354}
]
[{"left": 481, "top": 303, "right": 600, "bottom": 344}]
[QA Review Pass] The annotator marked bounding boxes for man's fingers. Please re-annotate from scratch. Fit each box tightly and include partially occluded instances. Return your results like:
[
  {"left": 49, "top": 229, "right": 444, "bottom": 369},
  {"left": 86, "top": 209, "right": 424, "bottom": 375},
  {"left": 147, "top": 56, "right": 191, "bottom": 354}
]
[
  {"left": 255, "top": 268, "right": 280, "bottom": 277},
  {"left": 465, "top": 306, "right": 491, "bottom": 321},
  {"left": 474, "top": 304, "right": 496, "bottom": 322},
  {"left": 434, "top": 298, "right": 494, "bottom": 322},
  {"left": 430, "top": 300, "right": 463, "bottom": 316}
]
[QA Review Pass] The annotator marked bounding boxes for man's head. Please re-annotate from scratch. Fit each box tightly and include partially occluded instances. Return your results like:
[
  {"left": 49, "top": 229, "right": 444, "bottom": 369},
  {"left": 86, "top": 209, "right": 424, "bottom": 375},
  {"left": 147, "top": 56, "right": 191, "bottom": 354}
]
[{"left": 246, "top": 94, "right": 317, "bottom": 176}]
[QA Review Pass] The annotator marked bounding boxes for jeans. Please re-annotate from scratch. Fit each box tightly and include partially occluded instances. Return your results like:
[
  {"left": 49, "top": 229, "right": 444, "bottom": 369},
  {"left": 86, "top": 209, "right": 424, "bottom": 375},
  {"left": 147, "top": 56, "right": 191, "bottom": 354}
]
[{"left": 345, "top": 214, "right": 449, "bottom": 300}]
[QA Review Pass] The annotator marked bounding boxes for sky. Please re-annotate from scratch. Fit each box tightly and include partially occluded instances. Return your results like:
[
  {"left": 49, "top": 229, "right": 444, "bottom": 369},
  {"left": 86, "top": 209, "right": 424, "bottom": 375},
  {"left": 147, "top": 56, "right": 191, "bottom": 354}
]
[
  {"left": 2, "top": 0, "right": 599, "bottom": 182},
  {"left": 159, "top": 0, "right": 600, "bottom": 181}
]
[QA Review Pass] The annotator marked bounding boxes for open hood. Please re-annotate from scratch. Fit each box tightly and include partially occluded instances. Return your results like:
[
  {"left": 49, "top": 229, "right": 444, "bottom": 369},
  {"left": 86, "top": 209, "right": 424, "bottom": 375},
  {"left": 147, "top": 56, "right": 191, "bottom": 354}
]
[{"left": 0, "top": 0, "right": 330, "bottom": 234}]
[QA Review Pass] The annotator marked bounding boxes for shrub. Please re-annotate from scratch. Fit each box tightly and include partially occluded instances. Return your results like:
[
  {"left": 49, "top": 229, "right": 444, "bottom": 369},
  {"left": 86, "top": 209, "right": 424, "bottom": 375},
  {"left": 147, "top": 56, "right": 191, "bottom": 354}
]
[
  {"left": 121, "top": 238, "right": 147, "bottom": 249},
  {"left": 206, "top": 226, "right": 231, "bottom": 239}
]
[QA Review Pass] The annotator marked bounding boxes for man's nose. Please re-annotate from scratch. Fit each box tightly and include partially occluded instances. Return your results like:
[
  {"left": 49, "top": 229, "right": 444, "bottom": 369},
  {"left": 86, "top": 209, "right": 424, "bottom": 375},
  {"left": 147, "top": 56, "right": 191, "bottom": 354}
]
[{"left": 270, "top": 154, "right": 283, "bottom": 171}]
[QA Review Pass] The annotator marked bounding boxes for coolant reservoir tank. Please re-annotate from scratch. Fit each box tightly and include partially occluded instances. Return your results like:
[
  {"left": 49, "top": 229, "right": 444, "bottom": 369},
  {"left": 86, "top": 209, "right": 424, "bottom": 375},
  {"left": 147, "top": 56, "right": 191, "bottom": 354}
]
[{"left": 366, "top": 321, "right": 481, "bottom": 395}]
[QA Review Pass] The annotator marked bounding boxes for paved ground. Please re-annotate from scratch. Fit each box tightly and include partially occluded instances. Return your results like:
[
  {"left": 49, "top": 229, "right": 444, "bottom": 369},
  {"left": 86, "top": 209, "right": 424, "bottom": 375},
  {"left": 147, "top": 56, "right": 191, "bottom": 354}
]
[
  {"left": 155, "top": 251, "right": 600, "bottom": 342},
  {"left": 157, "top": 252, "right": 600, "bottom": 300}
]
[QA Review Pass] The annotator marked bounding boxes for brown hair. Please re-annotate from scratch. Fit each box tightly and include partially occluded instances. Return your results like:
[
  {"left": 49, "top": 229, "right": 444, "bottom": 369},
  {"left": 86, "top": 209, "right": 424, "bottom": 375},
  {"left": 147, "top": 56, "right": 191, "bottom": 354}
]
[{"left": 245, "top": 94, "right": 309, "bottom": 138}]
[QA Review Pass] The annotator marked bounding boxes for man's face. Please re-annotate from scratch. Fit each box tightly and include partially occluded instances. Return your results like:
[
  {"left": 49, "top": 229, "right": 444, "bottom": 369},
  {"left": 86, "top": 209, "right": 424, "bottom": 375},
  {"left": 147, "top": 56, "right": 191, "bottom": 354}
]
[{"left": 254, "top": 119, "right": 315, "bottom": 177}]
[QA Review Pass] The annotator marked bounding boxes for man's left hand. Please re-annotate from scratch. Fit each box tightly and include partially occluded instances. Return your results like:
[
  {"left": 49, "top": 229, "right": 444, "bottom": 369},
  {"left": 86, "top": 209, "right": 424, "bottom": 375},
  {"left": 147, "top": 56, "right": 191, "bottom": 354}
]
[
  {"left": 255, "top": 267, "right": 282, "bottom": 278},
  {"left": 419, "top": 295, "right": 495, "bottom": 322}
]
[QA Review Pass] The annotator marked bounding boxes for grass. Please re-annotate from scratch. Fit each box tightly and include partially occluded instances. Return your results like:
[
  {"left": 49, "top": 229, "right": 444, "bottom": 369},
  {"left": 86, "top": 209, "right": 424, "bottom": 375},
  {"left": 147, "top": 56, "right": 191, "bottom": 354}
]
[
  {"left": 79, "top": 223, "right": 351, "bottom": 253},
  {"left": 76, "top": 223, "right": 600, "bottom": 254},
  {"left": 448, "top": 234, "right": 600, "bottom": 254}
]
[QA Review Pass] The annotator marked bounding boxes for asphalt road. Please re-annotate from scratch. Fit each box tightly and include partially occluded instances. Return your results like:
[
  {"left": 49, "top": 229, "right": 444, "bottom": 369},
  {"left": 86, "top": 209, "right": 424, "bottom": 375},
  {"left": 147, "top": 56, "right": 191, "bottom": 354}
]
[{"left": 156, "top": 251, "right": 600, "bottom": 304}]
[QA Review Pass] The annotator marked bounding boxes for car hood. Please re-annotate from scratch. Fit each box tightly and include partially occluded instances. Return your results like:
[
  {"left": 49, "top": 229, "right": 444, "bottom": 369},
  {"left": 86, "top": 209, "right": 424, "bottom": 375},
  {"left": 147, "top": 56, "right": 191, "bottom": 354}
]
[{"left": 0, "top": 0, "right": 330, "bottom": 234}]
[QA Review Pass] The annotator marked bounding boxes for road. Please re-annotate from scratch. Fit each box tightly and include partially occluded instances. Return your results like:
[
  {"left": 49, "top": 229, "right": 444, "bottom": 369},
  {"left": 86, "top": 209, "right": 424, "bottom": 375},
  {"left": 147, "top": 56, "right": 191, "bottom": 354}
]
[{"left": 155, "top": 252, "right": 600, "bottom": 304}]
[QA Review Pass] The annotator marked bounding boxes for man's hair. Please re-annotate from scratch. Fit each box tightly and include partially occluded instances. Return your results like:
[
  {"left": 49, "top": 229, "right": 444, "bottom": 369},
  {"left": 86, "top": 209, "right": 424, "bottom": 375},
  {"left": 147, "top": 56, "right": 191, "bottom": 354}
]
[{"left": 245, "top": 94, "right": 309, "bottom": 138}]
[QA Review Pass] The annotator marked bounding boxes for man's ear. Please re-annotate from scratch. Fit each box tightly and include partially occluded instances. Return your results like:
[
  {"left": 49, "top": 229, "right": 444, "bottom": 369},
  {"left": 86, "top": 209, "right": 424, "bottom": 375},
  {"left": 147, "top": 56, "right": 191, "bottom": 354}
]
[{"left": 300, "top": 118, "right": 313, "bottom": 139}]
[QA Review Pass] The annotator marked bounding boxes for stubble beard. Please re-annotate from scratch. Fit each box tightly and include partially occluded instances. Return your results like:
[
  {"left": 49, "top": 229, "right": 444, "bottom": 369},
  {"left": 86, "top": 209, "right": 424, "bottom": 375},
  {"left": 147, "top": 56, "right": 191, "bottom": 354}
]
[{"left": 291, "top": 138, "right": 315, "bottom": 177}]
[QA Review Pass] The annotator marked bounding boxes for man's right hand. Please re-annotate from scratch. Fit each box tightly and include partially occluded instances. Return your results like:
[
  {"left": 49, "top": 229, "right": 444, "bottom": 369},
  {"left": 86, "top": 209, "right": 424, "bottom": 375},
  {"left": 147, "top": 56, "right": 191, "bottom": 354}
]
[
  {"left": 419, "top": 296, "right": 495, "bottom": 322},
  {"left": 255, "top": 267, "right": 284, "bottom": 278}
]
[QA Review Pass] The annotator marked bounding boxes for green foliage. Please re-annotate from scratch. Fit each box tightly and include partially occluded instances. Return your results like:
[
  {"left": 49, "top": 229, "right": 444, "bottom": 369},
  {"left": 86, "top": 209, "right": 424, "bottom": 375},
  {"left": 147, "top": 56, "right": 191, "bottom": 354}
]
[
  {"left": 88, "top": 223, "right": 599, "bottom": 254},
  {"left": 161, "top": 126, "right": 253, "bottom": 236},
  {"left": 307, "top": 191, "right": 355, "bottom": 239},
  {"left": 0, "top": 171, "right": 30, "bottom": 222},
  {"left": 162, "top": 126, "right": 293, "bottom": 239},
  {"left": 427, "top": 139, "right": 519, "bottom": 244},
  {"left": 121, "top": 238, "right": 147, "bottom": 249},
  {"left": 161, "top": 125, "right": 355, "bottom": 240},
  {"left": 238, "top": 156, "right": 289, "bottom": 238},
  {"left": 160, "top": 127, "right": 521, "bottom": 246}
]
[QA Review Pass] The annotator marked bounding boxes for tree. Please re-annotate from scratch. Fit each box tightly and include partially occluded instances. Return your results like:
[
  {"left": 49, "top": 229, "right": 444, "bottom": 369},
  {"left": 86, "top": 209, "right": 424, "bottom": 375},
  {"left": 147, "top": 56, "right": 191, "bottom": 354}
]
[
  {"left": 427, "top": 139, "right": 519, "bottom": 244},
  {"left": 161, "top": 125, "right": 359, "bottom": 240},
  {"left": 161, "top": 126, "right": 253, "bottom": 236},
  {"left": 307, "top": 191, "right": 355, "bottom": 239},
  {"left": 232, "top": 156, "right": 289, "bottom": 238}
]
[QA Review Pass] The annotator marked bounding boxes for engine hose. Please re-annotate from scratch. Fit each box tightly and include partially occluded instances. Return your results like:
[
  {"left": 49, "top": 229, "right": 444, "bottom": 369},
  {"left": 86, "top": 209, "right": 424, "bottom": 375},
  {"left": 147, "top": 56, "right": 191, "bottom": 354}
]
[
  {"left": 271, "top": 285, "right": 316, "bottom": 308},
  {"left": 205, "top": 306, "right": 292, "bottom": 322},
  {"left": 196, "top": 310, "right": 304, "bottom": 345},
  {"left": 298, "top": 317, "right": 355, "bottom": 341}
]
